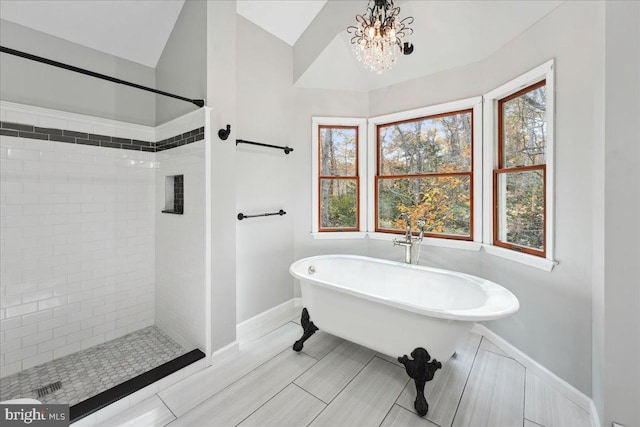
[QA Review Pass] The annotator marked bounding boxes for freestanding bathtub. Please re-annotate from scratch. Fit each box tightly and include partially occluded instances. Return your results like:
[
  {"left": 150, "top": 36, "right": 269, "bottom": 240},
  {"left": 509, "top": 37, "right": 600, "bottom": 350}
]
[{"left": 289, "top": 254, "right": 519, "bottom": 362}]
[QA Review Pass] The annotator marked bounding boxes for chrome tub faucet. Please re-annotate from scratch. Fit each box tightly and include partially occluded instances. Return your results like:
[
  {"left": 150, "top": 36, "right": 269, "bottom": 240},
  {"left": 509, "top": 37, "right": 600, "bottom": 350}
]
[{"left": 393, "top": 214, "right": 427, "bottom": 264}]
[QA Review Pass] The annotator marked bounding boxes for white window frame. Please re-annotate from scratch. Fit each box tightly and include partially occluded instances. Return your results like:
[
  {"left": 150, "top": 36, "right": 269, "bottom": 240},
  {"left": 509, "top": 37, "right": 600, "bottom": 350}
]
[
  {"left": 311, "top": 117, "right": 368, "bottom": 238},
  {"left": 482, "top": 59, "right": 557, "bottom": 271},
  {"left": 367, "top": 97, "right": 483, "bottom": 251}
]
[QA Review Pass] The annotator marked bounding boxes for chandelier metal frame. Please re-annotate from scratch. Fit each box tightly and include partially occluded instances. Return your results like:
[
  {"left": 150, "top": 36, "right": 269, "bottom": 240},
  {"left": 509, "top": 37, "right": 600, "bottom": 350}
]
[{"left": 346, "top": 0, "right": 414, "bottom": 74}]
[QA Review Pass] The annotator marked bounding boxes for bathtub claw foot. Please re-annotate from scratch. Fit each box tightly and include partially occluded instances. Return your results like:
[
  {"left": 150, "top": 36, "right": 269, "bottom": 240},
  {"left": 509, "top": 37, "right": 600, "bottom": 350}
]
[
  {"left": 398, "top": 347, "right": 442, "bottom": 417},
  {"left": 293, "top": 308, "right": 318, "bottom": 352}
]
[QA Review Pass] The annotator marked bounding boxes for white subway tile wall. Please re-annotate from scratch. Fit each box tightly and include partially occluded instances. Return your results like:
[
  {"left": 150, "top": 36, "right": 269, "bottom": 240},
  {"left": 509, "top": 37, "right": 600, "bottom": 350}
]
[
  {"left": 154, "top": 141, "right": 206, "bottom": 351},
  {"left": 0, "top": 135, "right": 156, "bottom": 378}
]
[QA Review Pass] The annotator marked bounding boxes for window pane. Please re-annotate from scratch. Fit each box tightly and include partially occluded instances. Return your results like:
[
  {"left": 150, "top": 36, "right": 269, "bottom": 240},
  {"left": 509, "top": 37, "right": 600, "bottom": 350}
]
[
  {"left": 319, "top": 127, "right": 357, "bottom": 176},
  {"left": 377, "top": 175, "right": 471, "bottom": 237},
  {"left": 502, "top": 84, "right": 546, "bottom": 168},
  {"left": 496, "top": 169, "right": 544, "bottom": 250},
  {"left": 379, "top": 111, "right": 472, "bottom": 175},
  {"left": 320, "top": 178, "right": 358, "bottom": 229}
]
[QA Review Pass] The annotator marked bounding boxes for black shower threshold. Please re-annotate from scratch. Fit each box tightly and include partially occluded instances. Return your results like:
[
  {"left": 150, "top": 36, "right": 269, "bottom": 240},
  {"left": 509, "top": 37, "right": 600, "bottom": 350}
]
[{"left": 70, "top": 348, "right": 205, "bottom": 423}]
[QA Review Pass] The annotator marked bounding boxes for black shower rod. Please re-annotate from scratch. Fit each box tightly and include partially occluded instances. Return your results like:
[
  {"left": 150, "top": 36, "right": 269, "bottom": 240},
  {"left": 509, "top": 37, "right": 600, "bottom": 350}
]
[{"left": 0, "top": 46, "right": 205, "bottom": 108}]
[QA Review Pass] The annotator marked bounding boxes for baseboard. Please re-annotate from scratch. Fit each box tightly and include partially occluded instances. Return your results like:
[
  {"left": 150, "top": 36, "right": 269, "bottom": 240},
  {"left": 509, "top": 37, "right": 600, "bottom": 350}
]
[
  {"left": 589, "top": 400, "right": 601, "bottom": 427},
  {"left": 473, "top": 324, "right": 599, "bottom": 426},
  {"left": 236, "top": 298, "right": 300, "bottom": 344},
  {"left": 209, "top": 340, "right": 239, "bottom": 366}
]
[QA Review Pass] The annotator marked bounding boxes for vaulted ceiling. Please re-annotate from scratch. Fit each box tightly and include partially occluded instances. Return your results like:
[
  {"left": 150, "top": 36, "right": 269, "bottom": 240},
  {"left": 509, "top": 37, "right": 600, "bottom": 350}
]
[
  {"left": 293, "top": 0, "right": 564, "bottom": 91},
  {"left": 237, "top": 1, "right": 327, "bottom": 46},
  {"left": 0, "top": 0, "right": 564, "bottom": 90},
  {"left": 0, "top": 0, "right": 185, "bottom": 68}
]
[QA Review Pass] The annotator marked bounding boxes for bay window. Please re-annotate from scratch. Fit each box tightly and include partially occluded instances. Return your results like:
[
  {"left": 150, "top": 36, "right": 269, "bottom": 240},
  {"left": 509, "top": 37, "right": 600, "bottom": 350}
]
[
  {"left": 494, "top": 81, "right": 547, "bottom": 256},
  {"left": 311, "top": 118, "right": 367, "bottom": 234},
  {"left": 375, "top": 110, "right": 474, "bottom": 240},
  {"left": 484, "top": 59, "right": 555, "bottom": 269},
  {"left": 310, "top": 61, "right": 555, "bottom": 270}
]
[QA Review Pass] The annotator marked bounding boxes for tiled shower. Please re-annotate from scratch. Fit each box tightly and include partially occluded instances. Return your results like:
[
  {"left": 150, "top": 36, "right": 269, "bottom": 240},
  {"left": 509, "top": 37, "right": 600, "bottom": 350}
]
[{"left": 0, "top": 102, "right": 209, "bottom": 419}]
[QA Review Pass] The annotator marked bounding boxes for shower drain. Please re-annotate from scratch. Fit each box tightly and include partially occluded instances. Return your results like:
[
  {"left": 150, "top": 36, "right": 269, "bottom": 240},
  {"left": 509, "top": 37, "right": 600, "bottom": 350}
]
[{"left": 35, "top": 381, "right": 62, "bottom": 398}]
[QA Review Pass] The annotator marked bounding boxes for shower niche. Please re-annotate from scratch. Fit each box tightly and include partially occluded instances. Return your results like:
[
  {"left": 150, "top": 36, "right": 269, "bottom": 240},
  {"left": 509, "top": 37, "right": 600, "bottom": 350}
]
[{"left": 162, "top": 174, "right": 184, "bottom": 214}]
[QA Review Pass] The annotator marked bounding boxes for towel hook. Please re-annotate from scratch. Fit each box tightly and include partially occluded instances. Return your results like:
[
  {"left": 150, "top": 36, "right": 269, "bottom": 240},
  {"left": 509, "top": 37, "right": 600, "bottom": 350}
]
[{"left": 218, "top": 124, "right": 231, "bottom": 141}]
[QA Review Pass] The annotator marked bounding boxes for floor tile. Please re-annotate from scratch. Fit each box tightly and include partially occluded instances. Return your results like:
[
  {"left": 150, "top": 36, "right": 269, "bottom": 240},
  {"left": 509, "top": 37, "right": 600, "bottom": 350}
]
[
  {"left": 94, "top": 396, "right": 132, "bottom": 425},
  {"left": 96, "top": 395, "right": 175, "bottom": 427},
  {"left": 376, "top": 352, "right": 403, "bottom": 367},
  {"left": 237, "top": 383, "right": 325, "bottom": 427},
  {"left": 294, "top": 340, "right": 375, "bottom": 403},
  {"left": 82, "top": 325, "right": 595, "bottom": 427},
  {"left": 300, "top": 330, "right": 343, "bottom": 361},
  {"left": 166, "top": 349, "right": 316, "bottom": 427},
  {"left": 380, "top": 404, "right": 440, "bottom": 427},
  {"left": 479, "top": 336, "right": 511, "bottom": 358},
  {"left": 525, "top": 371, "right": 591, "bottom": 427},
  {"left": 71, "top": 413, "right": 96, "bottom": 427},
  {"left": 452, "top": 349, "right": 525, "bottom": 427},
  {"left": 397, "top": 332, "right": 481, "bottom": 426},
  {"left": 159, "top": 321, "right": 300, "bottom": 416},
  {"left": 309, "top": 357, "right": 408, "bottom": 427},
  {"left": 0, "top": 326, "right": 185, "bottom": 406},
  {"left": 128, "top": 383, "right": 159, "bottom": 406}
]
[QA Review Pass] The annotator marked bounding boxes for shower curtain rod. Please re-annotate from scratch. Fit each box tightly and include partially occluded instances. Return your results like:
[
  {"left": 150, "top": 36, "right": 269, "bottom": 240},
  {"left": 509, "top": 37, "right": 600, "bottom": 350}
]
[{"left": 0, "top": 46, "right": 205, "bottom": 108}]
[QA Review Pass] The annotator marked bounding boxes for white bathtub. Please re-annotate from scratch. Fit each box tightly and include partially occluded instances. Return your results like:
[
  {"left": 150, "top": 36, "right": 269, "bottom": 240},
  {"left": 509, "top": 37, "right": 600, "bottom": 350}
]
[{"left": 290, "top": 255, "right": 519, "bottom": 361}]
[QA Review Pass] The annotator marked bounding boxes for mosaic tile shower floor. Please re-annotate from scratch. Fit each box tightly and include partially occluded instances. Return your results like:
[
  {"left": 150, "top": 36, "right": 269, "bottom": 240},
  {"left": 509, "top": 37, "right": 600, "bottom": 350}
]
[{"left": 0, "top": 326, "right": 186, "bottom": 406}]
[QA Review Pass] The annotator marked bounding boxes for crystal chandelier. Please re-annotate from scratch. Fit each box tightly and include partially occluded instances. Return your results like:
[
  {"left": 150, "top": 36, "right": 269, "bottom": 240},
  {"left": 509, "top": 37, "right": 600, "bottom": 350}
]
[{"left": 347, "top": 0, "right": 414, "bottom": 75}]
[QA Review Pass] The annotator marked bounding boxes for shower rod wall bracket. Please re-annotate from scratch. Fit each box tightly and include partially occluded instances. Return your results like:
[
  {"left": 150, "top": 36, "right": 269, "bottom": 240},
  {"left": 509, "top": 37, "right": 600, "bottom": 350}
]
[
  {"left": 218, "top": 125, "right": 231, "bottom": 140},
  {"left": 237, "top": 209, "right": 286, "bottom": 221},
  {"left": 236, "top": 139, "right": 293, "bottom": 154},
  {"left": 0, "top": 46, "right": 205, "bottom": 108}
]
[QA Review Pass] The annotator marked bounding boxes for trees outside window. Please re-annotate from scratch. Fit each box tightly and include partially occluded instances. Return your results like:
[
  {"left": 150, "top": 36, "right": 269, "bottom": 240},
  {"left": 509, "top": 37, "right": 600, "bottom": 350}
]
[
  {"left": 310, "top": 61, "right": 554, "bottom": 270},
  {"left": 376, "top": 110, "right": 474, "bottom": 240},
  {"left": 318, "top": 126, "right": 359, "bottom": 231},
  {"left": 494, "top": 81, "right": 547, "bottom": 256}
]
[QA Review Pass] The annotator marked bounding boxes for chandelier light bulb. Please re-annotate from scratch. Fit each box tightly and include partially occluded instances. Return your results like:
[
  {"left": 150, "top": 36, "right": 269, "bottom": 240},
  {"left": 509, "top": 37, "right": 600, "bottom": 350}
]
[{"left": 346, "top": 0, "right": 414, "bottom": 74}]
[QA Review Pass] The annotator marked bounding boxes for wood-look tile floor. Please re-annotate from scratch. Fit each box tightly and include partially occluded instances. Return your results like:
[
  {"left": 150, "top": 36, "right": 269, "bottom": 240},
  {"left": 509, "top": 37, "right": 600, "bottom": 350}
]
[{"left": 94, "top": 321, "right": 592, "bottom": 427}]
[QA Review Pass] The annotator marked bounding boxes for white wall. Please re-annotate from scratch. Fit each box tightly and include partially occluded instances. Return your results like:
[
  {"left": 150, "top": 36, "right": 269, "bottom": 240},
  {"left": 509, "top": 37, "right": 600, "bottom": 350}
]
[
  {"left": 207, "top": 0, "right": 238, "bottom": 353},
  {"left": 235, "top": 14, "right": 372, "bottom": 323},
  {"left": 292, "top": 1, "right": 364, "bottom": 84},
  {"left": 602, "top": 2, "right": 640, "bottom": 426},
  {"left": 0, "top": 20, "right": 156, "bottom": 126},
  {"left": 289, "top": 1, "right": 602, "bottom": 396},
  {"left": 366, "top": 1, "right": 601, "bottom": 395},
  {"left": 0, "top": 130, "right": 155, "bottom": 378},
  {"left": 235, "top": 14, "right": 373, "bottom": 320},
  {"left": 591, "top": 2, "right": 606, "bottom": 423},
  {"left": 235, "top": 16, "right": 295, "bottom": 323},
  {"left": 155, "top": 0, "right": 207, "bottom": 126},
  {"left": 155, "top": 140, "right": 207, "bottom": 351},
  {"left": 291, "top": 88, "right": 371, "bottom": 300}
]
